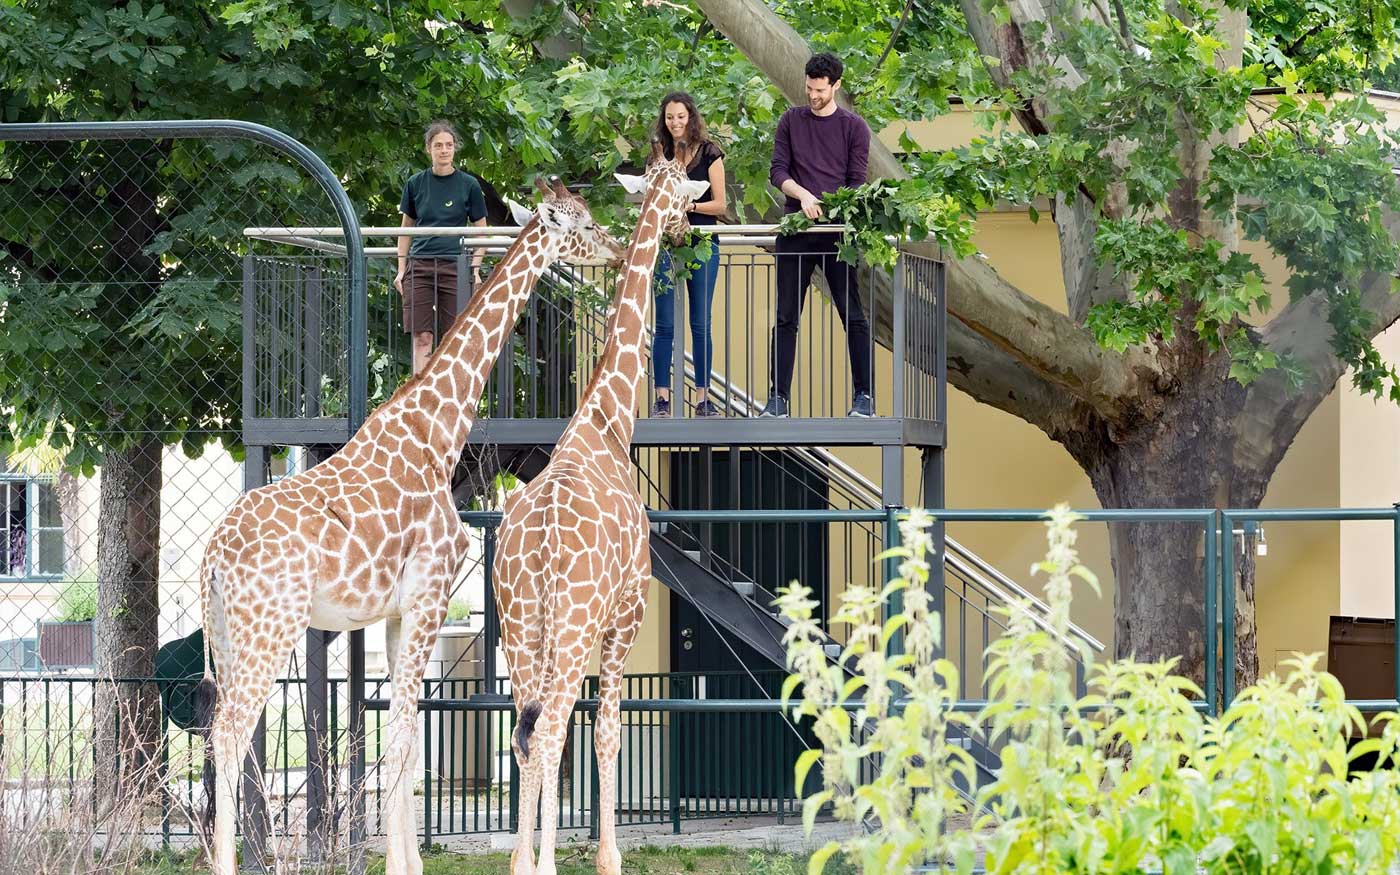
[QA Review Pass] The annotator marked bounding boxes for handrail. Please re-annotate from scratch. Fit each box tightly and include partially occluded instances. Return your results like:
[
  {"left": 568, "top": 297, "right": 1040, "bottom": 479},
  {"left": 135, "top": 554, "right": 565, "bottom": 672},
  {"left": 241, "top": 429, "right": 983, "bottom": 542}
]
[
  {"left": 244, "top": 223, "right": 854, "bottom": 239},
  {"left": 638, "top": 340, "right": 1105, "bottom": 654}
]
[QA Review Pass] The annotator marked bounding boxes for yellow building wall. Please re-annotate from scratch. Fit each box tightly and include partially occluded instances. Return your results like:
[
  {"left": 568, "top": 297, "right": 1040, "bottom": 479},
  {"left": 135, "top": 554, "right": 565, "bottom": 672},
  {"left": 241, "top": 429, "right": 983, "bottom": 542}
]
[{"left": 624, "top": 97, "right": 1400, "bottom": 682}]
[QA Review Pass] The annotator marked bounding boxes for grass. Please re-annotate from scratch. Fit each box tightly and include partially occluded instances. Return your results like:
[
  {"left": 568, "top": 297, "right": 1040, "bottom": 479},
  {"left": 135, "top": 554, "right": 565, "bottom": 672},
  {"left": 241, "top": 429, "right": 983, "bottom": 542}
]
[{"left": 134, "top": 843, "right": 857, "bottom": 875}]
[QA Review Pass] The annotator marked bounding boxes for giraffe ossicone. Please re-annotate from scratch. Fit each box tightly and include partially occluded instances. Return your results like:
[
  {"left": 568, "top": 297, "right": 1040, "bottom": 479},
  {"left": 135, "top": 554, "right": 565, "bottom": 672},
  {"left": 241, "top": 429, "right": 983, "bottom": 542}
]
[{"left": 199, "top": 176, "right": 622, "bottom": 875}]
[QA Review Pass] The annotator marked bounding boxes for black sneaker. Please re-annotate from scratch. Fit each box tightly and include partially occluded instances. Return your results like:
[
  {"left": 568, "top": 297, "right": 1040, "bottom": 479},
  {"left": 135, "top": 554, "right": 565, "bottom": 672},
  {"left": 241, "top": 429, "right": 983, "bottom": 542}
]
[
  {"left": 848, "top": 392, "right": 874, "bottom": 418},
  {"left": 650, "top": 397, "right": 671, "bottom": 418},
  {"left": 758, "top": 395, "right": 789, "bottom": 418},
  {"left": 694, "top": 399, "right": 721, "bottom": 418}
]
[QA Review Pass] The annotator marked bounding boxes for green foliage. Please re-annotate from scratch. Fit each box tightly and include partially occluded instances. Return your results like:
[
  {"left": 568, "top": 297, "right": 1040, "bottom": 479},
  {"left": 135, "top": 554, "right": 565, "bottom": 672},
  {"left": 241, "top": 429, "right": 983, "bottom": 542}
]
[
  {"left": 807, "top": 0, "right": 1400, "bottom": 401},
  {"left": 53, "top": 575, "right": 97, "bottom": 623},
  {"left": 778, "top": 180, "right": 976, "bottom": 268},
  {"left": 776, "top": 507, "right": 977, "bottom": 875},
  {"left": 782, "top": 506, "right": 1400, "bottom": 874},
  {"left": 445, "top": 598, "right": 470, "bottom": 624}
]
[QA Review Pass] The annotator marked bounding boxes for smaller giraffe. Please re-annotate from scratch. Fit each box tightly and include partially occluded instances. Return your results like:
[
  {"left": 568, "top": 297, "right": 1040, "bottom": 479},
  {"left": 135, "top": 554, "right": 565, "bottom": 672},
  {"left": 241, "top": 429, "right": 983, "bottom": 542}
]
[{"left": 493, "top": 142, "right": 709, "bottom": 875}]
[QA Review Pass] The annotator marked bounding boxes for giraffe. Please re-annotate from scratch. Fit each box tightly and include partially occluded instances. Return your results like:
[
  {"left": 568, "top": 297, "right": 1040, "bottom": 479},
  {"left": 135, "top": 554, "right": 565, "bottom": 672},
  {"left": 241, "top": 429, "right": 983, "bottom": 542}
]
[
  {"left": 492, "top": 143, "right": 710, "bottom": 875},
  {"left": 198, "top": 176, "right": 625, "bottom": 875}
]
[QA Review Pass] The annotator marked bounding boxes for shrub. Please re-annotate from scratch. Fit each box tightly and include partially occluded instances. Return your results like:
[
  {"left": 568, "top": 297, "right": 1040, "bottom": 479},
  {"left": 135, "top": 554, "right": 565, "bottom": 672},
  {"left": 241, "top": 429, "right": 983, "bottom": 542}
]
[
  {"left": 779, "top": 505, "right": 1400, "bottom": 875},
  {"left": 53, "top": 575, "right": 97, "bottom": 623}
]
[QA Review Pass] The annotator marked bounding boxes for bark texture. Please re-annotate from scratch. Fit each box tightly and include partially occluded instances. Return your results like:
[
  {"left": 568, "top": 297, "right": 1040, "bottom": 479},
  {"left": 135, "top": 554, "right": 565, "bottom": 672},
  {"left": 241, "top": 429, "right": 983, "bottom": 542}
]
[{"left": 93, "top": 436, "right": 163, "bottom": 806}]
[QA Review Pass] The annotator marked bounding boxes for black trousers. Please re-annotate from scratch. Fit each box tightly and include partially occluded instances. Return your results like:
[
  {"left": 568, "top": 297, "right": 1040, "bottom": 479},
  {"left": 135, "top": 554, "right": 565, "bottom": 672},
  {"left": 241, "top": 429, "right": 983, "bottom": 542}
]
[{"left": 769, "top": 232, "right": 873, "bottom": 399}]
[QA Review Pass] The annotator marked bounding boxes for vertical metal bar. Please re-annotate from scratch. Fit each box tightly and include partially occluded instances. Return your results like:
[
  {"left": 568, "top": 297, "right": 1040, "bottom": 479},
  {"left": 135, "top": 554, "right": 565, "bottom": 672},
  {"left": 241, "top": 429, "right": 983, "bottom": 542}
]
[
  {"left": 1204, "top": 513, "right": 1218, "bottom": 715},
  {"left": 422, "top": 709, "right": 433, "bottom": 851},
  {"left": 673, "top": 258, "right": 686, "bottom": 411},
  {"left": 1393, "top": 504, "right": 1400, "bottom": 706},
  {"left": 347, "top": 628, "right": 367, "bottom": 875},
  {"left": 590, "top": 702, "right": 601, "bottom": 840},
  {"left": 669, "top": 697, "right": 681, "bottom": 833},
  {"left": 483, "top": 526, "right": 500, "bottom": 698},
  {"left": 885, "top": 506, "right": 903, "bottom": 659},
  {"left": 509, "top": 718, "right": 521, "bottom": 832},
  {"left": 935, "top": 258, "right": 947, "bottom": 427},
  {"left": 348, "top": 246, "right": 368, "bottom": 430},
  {"left": 922, "top": 448, "right": 946, "bottom": 634},
  {"left": 240, "top": 446, "right": 270, "bottom": 867},
  {"left": 1222, "top": 512, "right": 1236, "bottom": 707},
  {"left": 892, "top": 252, "right": 906, "bottom": 418},
  {"left": 306, "top": 628, "right": 331, "bottom": 864},
  {"left": 242, "top": 254, "right": 257, "bottom": 425}
]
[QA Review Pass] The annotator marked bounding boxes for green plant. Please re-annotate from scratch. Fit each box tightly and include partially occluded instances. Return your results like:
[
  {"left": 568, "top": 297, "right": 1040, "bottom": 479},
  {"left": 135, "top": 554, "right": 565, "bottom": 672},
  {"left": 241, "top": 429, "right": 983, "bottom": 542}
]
[
  {"left": 52, "top": 576, "right": 97, "bottom": 623},
  {"left": 445, "top": 599, "right": 471, "bottom": 624},
  {"left": 781, "top": 505, "right": 1400, "bottom": 874},
  {"left": 777, "top": 507, "right": 976, "bottom": 875}
]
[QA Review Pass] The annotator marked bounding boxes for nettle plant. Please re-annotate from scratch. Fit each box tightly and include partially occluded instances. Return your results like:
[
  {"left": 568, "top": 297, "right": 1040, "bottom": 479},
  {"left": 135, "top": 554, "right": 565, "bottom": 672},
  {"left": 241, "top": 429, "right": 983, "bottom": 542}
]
[{"left": 779, "top": 506, "right": 1400, "bottom": 875}]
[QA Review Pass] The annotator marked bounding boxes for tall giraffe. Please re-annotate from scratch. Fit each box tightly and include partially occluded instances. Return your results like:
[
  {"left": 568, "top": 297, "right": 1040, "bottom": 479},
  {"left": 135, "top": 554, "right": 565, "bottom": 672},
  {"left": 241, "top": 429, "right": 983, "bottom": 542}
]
[
  {"left": 199, "top": 177, "right": 624, "bottom": 875},
  {"left": 492, "top": 145, "right": 710, "bottom": 875}
]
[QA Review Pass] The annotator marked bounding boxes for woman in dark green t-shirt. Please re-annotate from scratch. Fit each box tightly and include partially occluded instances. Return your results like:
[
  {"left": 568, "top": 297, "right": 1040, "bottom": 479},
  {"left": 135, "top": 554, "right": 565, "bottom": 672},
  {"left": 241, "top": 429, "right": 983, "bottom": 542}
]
[{"left": 395, "top": 120, "right": 488, "bottom": 374}]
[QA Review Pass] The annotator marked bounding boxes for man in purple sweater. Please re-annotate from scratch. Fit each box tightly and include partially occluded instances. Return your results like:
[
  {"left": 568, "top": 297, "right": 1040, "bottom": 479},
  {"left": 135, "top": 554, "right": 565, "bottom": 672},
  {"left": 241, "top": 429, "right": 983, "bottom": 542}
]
[{"left": 761, "top": 51, "right": 874, "bottom": 419}]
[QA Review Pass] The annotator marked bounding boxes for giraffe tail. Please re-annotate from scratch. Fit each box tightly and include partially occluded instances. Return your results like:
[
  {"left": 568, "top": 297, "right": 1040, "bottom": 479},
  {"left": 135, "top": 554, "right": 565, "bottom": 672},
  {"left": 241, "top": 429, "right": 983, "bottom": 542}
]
[
  {"left": 513, "top": 700, "right": 544, "bottom": 763},
  {"left": 512, "top": 480, "right": 566, "bottom": 765},
  {"left": 196, "top": 563, "right": 220, "bottom": 846}
]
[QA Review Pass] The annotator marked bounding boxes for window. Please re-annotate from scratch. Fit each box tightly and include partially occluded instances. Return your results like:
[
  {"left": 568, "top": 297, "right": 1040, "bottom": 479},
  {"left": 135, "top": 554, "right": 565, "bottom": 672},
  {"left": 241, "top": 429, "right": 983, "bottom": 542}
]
[{"left": 0, "top": 476, "right": 64, "bottom": 580}]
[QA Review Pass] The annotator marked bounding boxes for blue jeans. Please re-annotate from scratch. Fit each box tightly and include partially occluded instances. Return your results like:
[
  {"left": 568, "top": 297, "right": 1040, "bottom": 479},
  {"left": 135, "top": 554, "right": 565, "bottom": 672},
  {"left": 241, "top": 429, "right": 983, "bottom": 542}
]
[{"left": 654, "top": 244, "right": 720, "bottom": 393}]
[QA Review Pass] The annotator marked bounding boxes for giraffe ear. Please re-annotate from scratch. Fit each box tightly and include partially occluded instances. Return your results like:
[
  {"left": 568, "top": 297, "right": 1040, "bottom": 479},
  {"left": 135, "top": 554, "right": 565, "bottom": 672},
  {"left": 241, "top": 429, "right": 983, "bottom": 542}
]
[
  {"left": 679, "top": 179, "right": 711, "bottom": 202},
  {"left": 614, "top": 173, "right": 647, "bottom": 195},
  {"left": 505, "top": 197, "right": 535, "bottom": 227}
]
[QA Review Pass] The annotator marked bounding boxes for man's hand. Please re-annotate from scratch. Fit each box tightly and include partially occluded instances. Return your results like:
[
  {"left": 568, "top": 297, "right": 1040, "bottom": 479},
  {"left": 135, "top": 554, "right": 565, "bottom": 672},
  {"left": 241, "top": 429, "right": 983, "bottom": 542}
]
[
  {"left": 799, "top": 192, "right": 823, "bottom": 220},
  {"left": 394, "top": 268, "right": 406, "bottom": 293}
]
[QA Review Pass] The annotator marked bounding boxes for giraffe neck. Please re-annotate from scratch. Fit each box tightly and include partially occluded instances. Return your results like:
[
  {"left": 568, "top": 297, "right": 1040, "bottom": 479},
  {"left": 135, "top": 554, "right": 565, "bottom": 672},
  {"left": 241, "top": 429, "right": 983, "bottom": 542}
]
[
  {"left": 365, "top": 221, "right": 554, "bottom": 473},
  {"left": 561, "top": 188, "right": 674, "bottom": 460}
]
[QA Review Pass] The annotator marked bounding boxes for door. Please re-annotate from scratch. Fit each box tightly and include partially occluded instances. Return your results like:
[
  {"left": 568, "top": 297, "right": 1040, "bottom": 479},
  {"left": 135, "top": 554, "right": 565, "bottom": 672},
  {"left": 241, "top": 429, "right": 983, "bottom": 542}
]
[{"left": 667, "top": 449, "right": 827, "bottom": 803}]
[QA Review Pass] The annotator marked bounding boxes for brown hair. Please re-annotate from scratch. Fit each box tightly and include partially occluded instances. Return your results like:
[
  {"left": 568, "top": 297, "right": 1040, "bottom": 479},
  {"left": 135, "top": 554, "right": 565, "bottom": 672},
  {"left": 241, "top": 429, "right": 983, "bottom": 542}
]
[
  {"left": 651, "top": 92, "right": 709, "bottom": 167},
  {"left": 423, "top": 120, "right": 458, "bottom": 149}
]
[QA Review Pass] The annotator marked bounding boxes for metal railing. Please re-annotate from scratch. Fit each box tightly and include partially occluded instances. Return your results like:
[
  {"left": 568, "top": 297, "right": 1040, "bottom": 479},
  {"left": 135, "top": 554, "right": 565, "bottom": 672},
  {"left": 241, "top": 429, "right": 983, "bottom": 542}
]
[{"left": 241, "top": 224, "right": 946, "bottom": 434}]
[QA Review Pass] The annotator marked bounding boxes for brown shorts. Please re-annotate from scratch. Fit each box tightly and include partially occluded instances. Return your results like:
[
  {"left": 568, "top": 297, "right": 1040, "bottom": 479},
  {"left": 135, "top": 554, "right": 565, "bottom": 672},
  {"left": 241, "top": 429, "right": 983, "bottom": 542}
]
[{"left": 402, "top": 257, "right": 460, "bottom": 336}]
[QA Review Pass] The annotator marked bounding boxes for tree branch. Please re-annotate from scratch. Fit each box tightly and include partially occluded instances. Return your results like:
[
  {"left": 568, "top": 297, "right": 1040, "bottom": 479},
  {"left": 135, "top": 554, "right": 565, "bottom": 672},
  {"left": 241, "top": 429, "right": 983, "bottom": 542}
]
[
  {"left": 946, "top": 251, "right": 1161, "bottom": 423},
  {"left": 694, "top": 0, "right": 1160, "bottom": 426},
  {"left": 945, "top": 313, "right": 1097, "bottom": 439},
  {"left": 872, "top": 0, "right": 914, "bottom": 74},
  {"left": 500, "top": 0, "right": 583, "bottom": 60},
  {"left": 1238, "top": 212, "right": 1400, "bottom": 475}
]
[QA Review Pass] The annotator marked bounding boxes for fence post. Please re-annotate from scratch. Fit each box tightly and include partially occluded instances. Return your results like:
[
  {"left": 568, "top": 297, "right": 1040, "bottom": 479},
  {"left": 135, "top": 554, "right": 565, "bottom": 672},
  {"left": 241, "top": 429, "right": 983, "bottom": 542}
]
[
  {"left": 1393, "top": 504, "right": 1400, "bottom": 706},
  {"left": 892, "top": 251, "right": 906, "bottom": 419},
  {"left": 669, "top": 692, "right": 681, "bottom": 834},
  {"left": 1203, "top": 513, "right": 1218, "bottom": 716},
  {"left": 347, "top": 629, "right": 367, "bottom": 875},
  {"left": 422, "top": 708, "right": 433, "bottom": 852},
  {"left": 1221, "top": 512, "right": 1236, "bottom": 707}
]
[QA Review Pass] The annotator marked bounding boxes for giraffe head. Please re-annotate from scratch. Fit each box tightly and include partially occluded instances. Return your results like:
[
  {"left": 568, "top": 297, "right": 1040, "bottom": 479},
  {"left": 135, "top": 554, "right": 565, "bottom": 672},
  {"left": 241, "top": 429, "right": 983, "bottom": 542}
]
[
  {"left": 506, "top": 175, "right": 626, "bottom": 266},
  {"left": 614, "top": 139, "right": 712, "bottom": 244}
]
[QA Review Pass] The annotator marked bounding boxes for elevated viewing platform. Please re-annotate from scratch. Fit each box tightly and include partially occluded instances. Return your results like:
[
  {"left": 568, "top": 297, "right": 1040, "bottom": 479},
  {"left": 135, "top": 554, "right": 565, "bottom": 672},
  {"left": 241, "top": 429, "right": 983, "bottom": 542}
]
[{"left": 240, "top": 223, "right": 946, "bottom": 451}]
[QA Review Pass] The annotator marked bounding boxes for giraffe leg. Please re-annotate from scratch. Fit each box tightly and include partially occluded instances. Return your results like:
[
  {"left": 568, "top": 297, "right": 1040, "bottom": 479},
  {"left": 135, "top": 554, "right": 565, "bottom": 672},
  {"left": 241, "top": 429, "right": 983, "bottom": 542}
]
[
  {"left": 381, "top": 601, "right": 446, "bottom": 875},
  {"left": 533, "top": 665, "right": 589, "bottom": 875},
  {"left": 208, "top": 601, "right": 303, "bottom": 875},
  {"left": 594, "top": 593, "right": 645, "bottom": 875},
  {"left": 509, "top": 733, "right": 543, "bottom": 875}
]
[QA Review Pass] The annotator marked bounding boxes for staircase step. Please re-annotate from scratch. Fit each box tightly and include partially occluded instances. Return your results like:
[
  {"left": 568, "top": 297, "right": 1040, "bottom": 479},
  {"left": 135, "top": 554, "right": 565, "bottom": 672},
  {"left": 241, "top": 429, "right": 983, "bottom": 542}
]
[
  {"left": 649, "top": 521, "right": 669, "bottom": 535},
  {"left": 823, "top": 643, "right": 842, "bottom": 660},
  {"left": 682, "top": 549, "right": 703, "bottom": 562},
  {"left": 731, "top": 581, "right": 755, "bottom": 599}
]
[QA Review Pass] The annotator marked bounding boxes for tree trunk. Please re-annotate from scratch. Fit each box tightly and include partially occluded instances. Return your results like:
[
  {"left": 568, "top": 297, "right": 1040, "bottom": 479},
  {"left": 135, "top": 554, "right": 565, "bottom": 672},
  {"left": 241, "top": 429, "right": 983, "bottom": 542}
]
[
  {"left": 93, "top": 436, "right": 162, "bottom": 807},
  {"left": 1069, "top": 368, "right": 1262, "bottom": 696}
]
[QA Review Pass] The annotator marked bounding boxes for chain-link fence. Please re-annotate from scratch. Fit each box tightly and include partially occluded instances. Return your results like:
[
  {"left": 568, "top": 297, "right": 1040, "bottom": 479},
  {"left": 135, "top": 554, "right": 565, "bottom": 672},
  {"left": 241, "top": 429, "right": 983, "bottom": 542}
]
[{"left": 0, "top": 122, "right": 369, "bottom": 870}]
